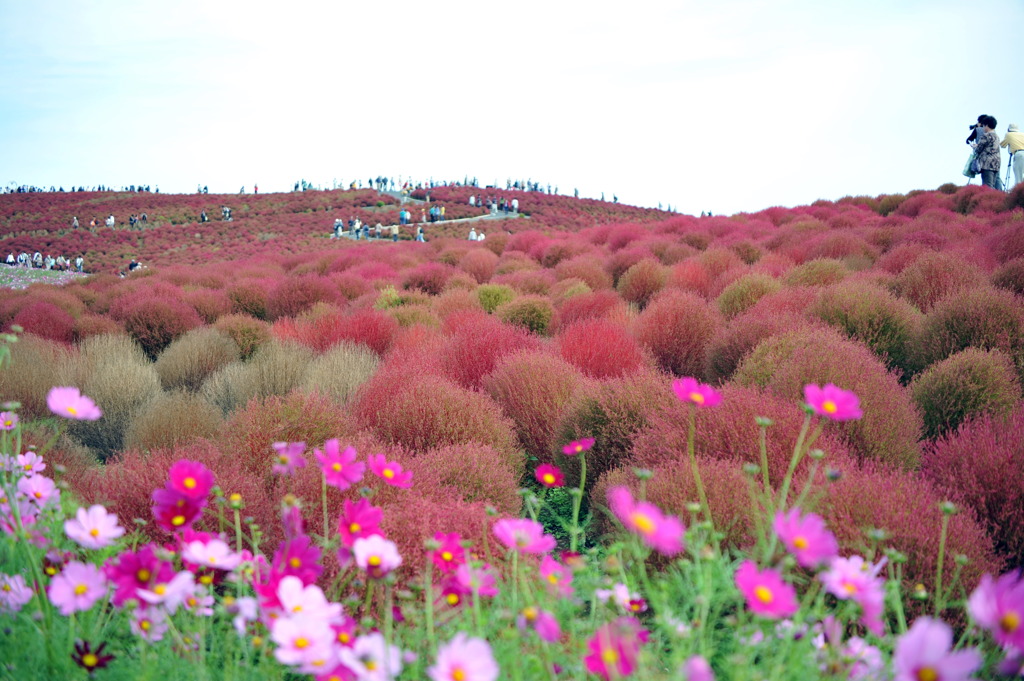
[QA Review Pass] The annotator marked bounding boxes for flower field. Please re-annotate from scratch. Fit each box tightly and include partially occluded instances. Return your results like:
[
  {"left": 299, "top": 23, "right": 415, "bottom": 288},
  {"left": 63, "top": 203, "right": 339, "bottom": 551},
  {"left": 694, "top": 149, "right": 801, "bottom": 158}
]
[{"left": 0, "top": 182, "right": 1023, "bottom": 679}]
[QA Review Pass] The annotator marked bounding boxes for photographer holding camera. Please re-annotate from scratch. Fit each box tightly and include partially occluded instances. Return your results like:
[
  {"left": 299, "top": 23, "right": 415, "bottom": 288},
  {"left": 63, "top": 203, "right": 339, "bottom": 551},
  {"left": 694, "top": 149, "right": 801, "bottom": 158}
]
[{"left": 970, "top": 115, "right": 1003, "bottom": 190}]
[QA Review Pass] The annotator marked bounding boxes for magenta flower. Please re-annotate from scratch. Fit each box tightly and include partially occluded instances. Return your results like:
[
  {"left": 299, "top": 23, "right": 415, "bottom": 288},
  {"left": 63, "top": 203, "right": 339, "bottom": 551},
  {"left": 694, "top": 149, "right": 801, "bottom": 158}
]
[
  {"left": 893, "top": 617, "right": 981, "bottom": 681},
  {"left": 0, "top": 411, "right": 18, "bottom": 430},
  {"left": 535, "top": 464, "right": 565, "bottom": 488},
  {"left": 16, "top": 451, "right": 44, "bottom": 476},
  {"left": 820, "top": 556, "right": 887, "bottom": 636},
  {"left": 353, "top": 535, "right": 402, "bottom": 578},
  {"left": 804, "top": 383, "right": 862, "bottom": 421},
  {"left": 271, "top": 441, "right": 306, "bottom": 475},
  {"left": 681, "top": 655, "right": 715, "bottom": 681},
  {"left": 431, "top": 532, "right": 466, "bottom": 574},
  {"left": 562, "top": 437, "right": 595, "bottom": 456},
  {"left": 0, "top": 573, "right": 34, "bottom": 613},
  {"left": 539, "top": 554, "right": 574, "bottom": 597},
  {"left": 46, "top": 386, "right": 102, "bottom": 420},
  {"left": 672, "top": 377, "right": 723, "bottom": 407},
  {"left": 773, "top": 508, "right": 838, "bottom": 569},
  {"left": 315, "top": 440, "right": 365, "bottom": 491},
  {"left": 368, "top": 453, "right": 413, "bottom": 488},
  {"left": 735, "top": 561, "right": 799, "bottom": 619},
  {"left": 272, "top": 534, "right": 324, "bottom": 585},
  {"left": 493, "top": 518, "right": 556, "bottom": 554},
  {"left": 47, "top": 561, "right": 107, "bottom": 615},
  {"left": 64, "top": 504, "right": 125, "bottom": 550},
  {"left": 968, "top": 570, "right": 1024, "bottom": 650},
  {"left": 104, "top": 544, "right": 175, "bottom": 607},
  {"left": 151, "top": 486, "right": 205, "bottom": 533},
  {"left": 517, "top": 606, "right": 561, "bottom": 643},
  {"left": 608, "top": 486, "right": 685, "bottom": 556},
  {"left": 583, "top": 617, "right": 648, "bottom": 681},
  {"left": 429, "top": 632, "right": 499, "bottom": 681},
  {"left": 337, "top": 497, "right": 384, "bottom": 548},
  {"left": 166, "top": 460, "right": 215, "bottom": 501}
]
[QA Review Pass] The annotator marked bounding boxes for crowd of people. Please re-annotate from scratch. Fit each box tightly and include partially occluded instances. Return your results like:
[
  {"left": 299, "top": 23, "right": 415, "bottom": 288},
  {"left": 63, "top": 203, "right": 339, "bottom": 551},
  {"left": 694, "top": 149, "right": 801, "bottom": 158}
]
[
  {"left": 6, "top": 251, "right": 84, "bottom": 272},
  {"left": 2, "top": 185, "right": 157, "bottom": 194},
  {"left": 966, "top": 115, "right": 1023, "bottom": 190}
]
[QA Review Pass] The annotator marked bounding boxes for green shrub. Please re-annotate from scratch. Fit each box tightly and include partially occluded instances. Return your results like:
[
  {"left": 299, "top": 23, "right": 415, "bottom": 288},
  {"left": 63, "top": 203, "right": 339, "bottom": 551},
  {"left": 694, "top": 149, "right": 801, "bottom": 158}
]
[
  {"left": 298, "top": 341, "right": 380, "bottom": 405},
  {"left": 911, "top": 348, "right": 1021, "bottom": 439},
  {"left": 214, "top": 313, "right": 271, "bottom": 360},
  {"left": 476, "top": 284, "right": 516, "bottom": 313},
  {"left": 916, "top": 287, "right": 1024, "bottom": 375},
  {"left": 716, "top": 273, "right": 782, "bottom": 319},
  {"left": 616, "top": 259, "right": 667, "bottom": 309},
  {"left": 783, "top": 258, "right": 850, "bottom": 287},
  {"left": 495, "top": 295, "right": 555, "bottom": 335},
  {"left": 201, "top": 340, "right": 313, "bottom": 415}
]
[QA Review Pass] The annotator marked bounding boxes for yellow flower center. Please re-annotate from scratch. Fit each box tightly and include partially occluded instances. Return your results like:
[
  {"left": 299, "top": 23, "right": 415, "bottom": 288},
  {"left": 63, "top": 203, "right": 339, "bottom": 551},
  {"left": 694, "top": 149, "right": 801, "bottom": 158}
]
[
  {"left": 200, "top": 575, "right": 213, "bottom": 585},
  {"left": 689, "top": 392, "right": 704, "bottom": 404},
  {"left": 34, "top": 491, "right": 43, "bottom": 499},
  {"left": 82, "top": 653, "right": 98, "bottom": 668},
  {"left": 278, "top": 456, "right": 289, "bottom": 464},
  {"left": 89, "top": 528, "right": 100, "bottom": 538},
  {"left": 574, "top": 445, "right": 583, "bottom": 453},
  {"left": 1, "top": 584, "right": 9, "bottom": 593},
  {"left": 365, "top": 661, "right": 378, "bottom": 671},
  {"left": 542, "top": 473, "right": 555, "bottom": 484},
  {"left": 383, "top": 468, "right": 394, "bottom": 479},
  {"left": 290, "top": 557, "right": 301, "bottom": 568},
  {"left": 754, "top": 586, "right": 774, "bottom": 604},
  {"left": 338, "top": 632, "right": 350, "bottom": 644},
  {"left": 822, "top": 400, "right": 837, "bottom": 414},
  {"left": 292, "top": 605, "right": 302, "bottom": 613},
  {"left": 183, "top": 477, "right": 196, "bottom": 489},
  {"left": 441, "top": 551, "right": 453, "bottom": 561},
  {"left": 74, "top": 583, "right": 88, "bottom": 596},
  {"left": 154, "top": 584, "right": 167, "bottom": 595},
  {"left": 522, "top": 606, "right": 538, "bottom": 621},
  {"left": 548, "top": 573, "right": 559, "bottom": 584},
  {"left": 22, "top": 463, "right": 31, "bottom": 470},
  {"left": 842, "top": 582, "right": 858, "bottom": 596},
  {"left": 350, "top": 523, "right": 361, "bottom": 533},
  {"left": 294, "top": 637, "right": 309, "bottom": 649},
  {"left": 1001, "top": 611, "right": 1021, "bottom": 633},
  {"left": 67, "top": 406, "right": 78, "bottom": 416},
  {"left": 171, "top": 515, "right": 186, "bottom": 527},
  {"left": 446, "top": 593, "right": 460, "bottom": 605},
  {"left": 793, "top": 536, "right": 809, "bottom": 550},
  {"left": 602, "top": 648, "right": 619, "bottom": 664},
  {"left": 452, "top": 668, "right": 466, "bottom": 681},
  {"left": 137, "top": 569, "right": 151, "bottom": 582},
  {"left": 368, "top": 555, "right": 382, "bottom": 567},
  {"left": 229, "top": 493, "right": 241, "bottom": 503},
  {"left": 332, "top": 463, "right": 342, "bottom": 472},
  {"left": 631, "top": 511, "right": 656, "bottom": 535},
  {"left": 916, "top": 667, "right": 938, "bottom": 681},
  {"left": 251, "top": 636, "right": 263, "bottom": 647},
  {"left": 140, "top": 619, "right": 151, "bottom": 630}
]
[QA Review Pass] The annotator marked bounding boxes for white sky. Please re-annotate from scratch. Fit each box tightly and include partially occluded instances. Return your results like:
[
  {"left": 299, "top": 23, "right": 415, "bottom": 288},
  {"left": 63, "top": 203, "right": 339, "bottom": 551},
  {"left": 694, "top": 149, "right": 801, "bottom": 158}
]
[{"left": 1, "top": 0, "right": 1022, "bottom": 215}]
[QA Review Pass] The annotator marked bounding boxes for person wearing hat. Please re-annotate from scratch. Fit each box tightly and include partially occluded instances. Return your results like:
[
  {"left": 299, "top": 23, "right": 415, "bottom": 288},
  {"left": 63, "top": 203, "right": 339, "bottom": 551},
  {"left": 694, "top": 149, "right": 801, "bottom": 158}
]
[
  {"left": 1000, "top": 123, "right": 1024, "bottom": 188},
  {"left": 972, "top": 115, "right": 1003, "bottom": 190}
]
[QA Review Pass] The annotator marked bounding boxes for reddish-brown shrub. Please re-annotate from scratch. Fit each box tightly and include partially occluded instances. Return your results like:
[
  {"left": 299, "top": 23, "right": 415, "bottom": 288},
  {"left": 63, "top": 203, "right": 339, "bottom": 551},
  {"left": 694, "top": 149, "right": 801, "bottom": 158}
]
[
  {"left": 876, "top": 243, "right": 931, "bottom": 275},
  {"left": 267, "top": 275, "right": 339, "bottom": 319},
  {"left": 410, "top": 443, "right": 522, "bottom": 517},
  {"left": 118, "top": 296, "right": 203, "bottom": 359},
  {"left": 491, "top": 269, "right": 556, "bottom": 295},
  {"left": 824, "top": 461, "right": 1000, "bottom": 602},
  {"left": 668, "top": 259, "right": 713, "bottom": 298},
  {"left": 916, "top": 287, "right": 1024, "bottom": 373},
  {"left": 214, "top": 313, "right": 271, "bottom": 360},
  {"left": 73, "top": 314, "right": 123, "bottom": 342},
  {"left": 554, "top": 290, "right": 628, "bottom": 331},
  {"left": 353, "top": 375, "right": 522, "bottom": 475},
  {"left": 458, "top": 248, "right": 499, "bottom": 283},
  {"left": 10, "top": 301, "right": 76, "bottom": 344},
  {"left": 910, "top": 348, "right": 1021, "bottom": 439},
  {"left": 403, "top": 262, "right": 456, "bottom": 296},
  {"left": 698, "top": 248, "right": 744, "bottom": 279},
  {"left": 922, "top": 408, "right": 1024, "bottom": 564},
  {"left": 605, "top": 248, "right": 652, "bottom": 285},
  {"left": 993, "top": 258, "right": 1024, "bottom": 295},
  {"left": 337, "top": 308, "right": 399, "bottom": 356},
  {"left": 432, "top": 289, "right": 483, "bottom": 320},
  {"left": 331, "top": 272, "right": 375, "bottom": 300},
  {"left": 483, "top": 350, "right": 590, "bottom": 461},
  {"left": 733, "top": 326, "right": 922, "bottom": 468},
  {"left": 558, "top": 318, "right": 650, "bottom": 379},
  {"left": 438, "top": 315, "right": 541, "bottom": 389},
  {"left": 617, "top": 259, "right": 667, "bottom": 309},
  {"left": 893, "top": 251, "right": 986, "bottom": 312},
  {"left": 988, "top": 222, "right": 1024, "bottom": 264},
  {"left": 182, "top": 288, "right": 232, "bottom": 324},
  {"left": 555, "top": 255, "right": 614, "bottom": 290},
  {"left": 632, "top": 289, "right": 722, "bottom": 377},
  {"left": 227, "top": 280, "right": 270, "bottom": 319}
]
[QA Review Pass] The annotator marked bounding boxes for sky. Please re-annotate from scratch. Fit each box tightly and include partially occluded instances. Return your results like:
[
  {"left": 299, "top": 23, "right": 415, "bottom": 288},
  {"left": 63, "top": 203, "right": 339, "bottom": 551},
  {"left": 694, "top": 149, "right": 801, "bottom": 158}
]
[{"left": 1, "top": 0, "right": 1022, "bottom": 216}]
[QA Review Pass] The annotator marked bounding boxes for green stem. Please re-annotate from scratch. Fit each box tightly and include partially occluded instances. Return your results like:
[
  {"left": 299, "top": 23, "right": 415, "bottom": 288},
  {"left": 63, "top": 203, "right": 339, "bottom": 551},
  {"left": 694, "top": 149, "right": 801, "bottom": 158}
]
[
  {"left": 321, "top": 473, "right": 330, "bottom": 543},
  {"left": 423, "top": 559, "right": 437, "bottom": 651},
  {"left": 687, "top": 406, "right": 714, "bottom": 531},
  {"left": 233, "top": 508, "right": 243, "bottom": 553},
  {"left": 758, "top": 421, "right": 771, "bottom": 497},
  {"left": 934, "top": 512, "right": 951, "bottom": 618},
  {"left": 570, "top": 454, "right": 587, "bottom": 552},
  {"left": 382, "top": 583, "right": 394, "bottom": 679},
  {"left": 363, "top": 579, "right": 375, "bottom": 619}
]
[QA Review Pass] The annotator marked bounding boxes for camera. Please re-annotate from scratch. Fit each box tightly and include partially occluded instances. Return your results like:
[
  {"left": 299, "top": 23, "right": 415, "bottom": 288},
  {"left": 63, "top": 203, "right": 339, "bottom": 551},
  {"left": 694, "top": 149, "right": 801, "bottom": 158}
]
[{"left": 969, "top": 124, "right": 979, "bottom": 130}]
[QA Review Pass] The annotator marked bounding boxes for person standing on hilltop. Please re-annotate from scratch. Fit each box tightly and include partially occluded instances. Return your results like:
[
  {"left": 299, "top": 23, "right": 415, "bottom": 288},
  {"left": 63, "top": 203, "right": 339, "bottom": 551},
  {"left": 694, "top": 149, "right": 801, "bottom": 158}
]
[
  {"left": 972, "top": 115, "right": 1003, "bottom": 190},
  {"left": 1001, "top": 123, "right": 1024, "bottom": 188}
]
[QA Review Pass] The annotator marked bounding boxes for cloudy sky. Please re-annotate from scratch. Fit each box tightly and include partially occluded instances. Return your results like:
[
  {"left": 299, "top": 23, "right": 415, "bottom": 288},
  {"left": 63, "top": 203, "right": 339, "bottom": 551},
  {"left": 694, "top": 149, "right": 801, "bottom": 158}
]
[{"left": 1, "top": 0, "right": 1022, "bottom": 215}]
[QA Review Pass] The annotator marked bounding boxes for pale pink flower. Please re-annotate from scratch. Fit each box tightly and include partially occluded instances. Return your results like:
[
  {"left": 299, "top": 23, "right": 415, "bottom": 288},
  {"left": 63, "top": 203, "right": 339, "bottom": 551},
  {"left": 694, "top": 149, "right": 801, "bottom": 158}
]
[
  {"left": 608, "top": 486, "right": 685, "bottom": 556},
  {"left": 735, "top": 561, "right": 799, "bottom": 619},
  {"left": 181, "top": 538, "right": 242, "bottom": 571},
  {"left": 773, "top": 508, "right": 838, "bottom": 569},
  {"left": 270, "top": 615, "right": 335, "bottom": 667},
  {"left": 595, "top": 583, "right": 640, "bottom": 613},
  {"left": 539, "top": 554, "right": 574, "bottom": 597},
  {"left": 137, "top": 569, "right": 195, "bottom": 614},
  {"left": 454, "top": 562, "right": 499, "bottom": 599},
  {"left": 967, "top": 570, "right": 1024, "bottom": 650},
  {"left": 493, "top": 518, "right": 555, "bottom": 554},
  {"left": 16, "top": 451, "right": 44, "bottom": 476},
  {"left": 428, "top": 632, "right": 499, "bottom": 681},
  {"left": 17, "top": 474, "right": 58, "bottom": 507},
  {"left": 229, "top": 596, "right": 259, "bottom": 636},
  {"left": 517, "top": 606, "right": 561, "bottom": 643},
  {"left": 893, "top": 617, "right": 981, "bottom": 681},
  {"left": 681, "top": 655, "right": 715, "bottom": 681},
  {"left": 47, "top": 386, "right": 102, "bottom": 420},
  {"left": 353, "top": 535, "right": 402, "bottom": 578},
  {"left": 183, "top": 589, "right": 215, "bottom": 616},
  {"left": 0, "top": 573, "right": 34, "bottom": 613},
  {"left": 820, "top": 556, "right": 887, "bottom": 636},
  {"left": 0, "top": 411, "right": 18, "bottom": 431},
  {"left": 64, "top": 505, "right": 125, "bottom": 550},
  {"left": 339, "top": 632, "right": 404, "bottom": 681},
  {"left": 276, "top": 575, "right": 343, "bottom": 622},
  {"left": 130, "top": 607, "right": 168, "bottom": 642},
  {"left": 47, "top": 561, "right": 107, "bottom": 615},
  {"left": 845, "top": 637, "right": 884, "bottom": 681}
]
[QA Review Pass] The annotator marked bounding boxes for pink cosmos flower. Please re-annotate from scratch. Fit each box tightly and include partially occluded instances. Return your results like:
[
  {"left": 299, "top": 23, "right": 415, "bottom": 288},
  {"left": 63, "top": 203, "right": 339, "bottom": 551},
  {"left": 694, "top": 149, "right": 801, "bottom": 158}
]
[
  {"left": 845, "top": 637, "right": 884, "bottom": 681},
  {"left": 270, "top": 615, "right": 335, "bottom": 667},
  {"left": 339, "top": 632, "right": 404, "bottom": 681},
  {"left": 130, "top": 607, "right": 168, "bottom": 642},
  {"left": 368, "top": 453, "right": 413, "bottom": 488},
  {"left": 151, "top": 486, "right": 205, "bottom": 533},
  {"left": 819, "top": 556, "right": 887, "bottom": 636},
  {"left": 137, "top": 570, "right": 195, "bottom": 614},
  {"left": 182, "top": 538, "right": 242, "bottom": 571},
  {"left": 0, "top": 411, "right": 18, "bottom": 430},
  {"left": 735, "top": 561, "right": 799, "bottom": 619},
  {"left": 272, "top": 441, "right": 307, "bottom": 475},
  {"left": 353, "top": 535, "right": 402, "bottom": 578},
  {"left": 608, "top": 486, "right": 685, "bottom": 556},
  {"left": 331, "top": 616, "right": 358, "bottom": 647},
  {"left": 517, "top": 606, "right": 561, "bottom": 643},
  {"left": 596, "top": 583, "right": 640, "bottom": 613},
  {"left": 272, "top": 534, "right": 324, "bottom": 585},
  {"left": 337, "top": 498, "right": 384, "bottom": 548},
  {"left": 428, "top": 632, "right": 499, "bottom": 681},
  {"left": 493, "top": 518, "right": 556, "bottom": 554},
  {"left": 183, "top": 589, "right": 215, "bottom": 616},
  {"left": 773, "top": 508, "right": 839, "bottom": 569},
  {"left": 893, "top": 617, "right": 981, "bottom": 681},
  {"left": 453, "top": 562, "right": 499, "bottom": 599},
  {"left": 166, "top": 460, "right": 215, "bottom": 501},
  {"left": 583, "top": 617, "right": 648, "bottom": 681},
  {"left": 967, "top": 570, "right": 1024, "bottom": 650},
  {"left": 64, "top": 504, "right": 125, "bottom": 550},
  {"left": 47, "top": 561, "right": 107, "bottom": 615},
  {"left": 17, "top": 474, "right": 58, "bottom": 507},
  {"left": 672, "top": 377, "right": 722, "bottom": 407},
  {"left": 539, "top": 554, "right": 574, "bottom": 597},
  {"left": 562, "top": 437, "right": 595, "bottom": 456},
  {"left": 47, "top": 386, "right": 103, "bottom": 420},
  {"left": 535, "top": 464, "right": 565, "bottom": 488},
  {"left": 315, "top": 440, "right": 365, "bottom": 491},
  {"left": 804, "top": 384, "right": 863, "bottom": 421},
  {"left": 431, "top": 532, "right": 466, "bottom": 574},
  {"left": 0, "top": 573, "right": 34, "bottom": 613},
  {"left": 681, "top": 655, "right": 715, "bottom": 681},
  {"left": 276, "top": 575, "right": 344, "bottom": 622},
  {"left": 16, "top": 451, "right": 44, "bottom": 476}
]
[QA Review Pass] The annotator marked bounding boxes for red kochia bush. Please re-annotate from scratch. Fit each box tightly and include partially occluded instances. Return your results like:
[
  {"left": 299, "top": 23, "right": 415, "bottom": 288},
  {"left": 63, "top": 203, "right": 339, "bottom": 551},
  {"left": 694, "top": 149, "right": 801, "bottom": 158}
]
[
  {"left": 558, "top": 318, "right": 650, "bottom": 379},
  {"left": 227, "top": 280, "right": 270, "bottom": 319},
  {"left": 11, "top": 301, "right": 76, "bottom": 344},
  {"left": 922, "top": 408, "right": 1024, "bottom": 564},
  {"left": 267, "top": 275, "right": 338, "bottom": 319},
  {"left": 554, "top": 290, "right": 628, "bottom": 331},
  {"left": 824, "top": 461, "right": 1000, "bottom": 601},
  {"left": 403, "top": 262, "right": 456, "bottom": 295},
  {"left": 993, "top": 258, "right": 1024, "bottom": 295},
  {"left": 893, "top": 251, "right": 986, "bottom": 312},
  {"left": 668, "top": 259, "right": 713, "bottom": 298},
  {"left": 118, "top": 296, "right": 203, "bottom": 359},
  {"left": 483, "top": 350, "right": 590, "bottom": 462},
  {"left": 182, "top": 288, "right": 232, "bottom": 324},
  {"left": 458, "top": 248, "right": 499, "bottom": 283},
  {"left": 409, "top": 443, "right": 522, "bottom": 517},
  {"left": 633, "top": 289, "right": 722, "bottom": 377},
  {"left": 616, "top": 258, "right": 667, "bottom": 308},
  {"left": 438, "top": 315, "right": 541, "bottom": 389},
  {"left": 555, "top": 255, "right": 614, "bottom": 290}
]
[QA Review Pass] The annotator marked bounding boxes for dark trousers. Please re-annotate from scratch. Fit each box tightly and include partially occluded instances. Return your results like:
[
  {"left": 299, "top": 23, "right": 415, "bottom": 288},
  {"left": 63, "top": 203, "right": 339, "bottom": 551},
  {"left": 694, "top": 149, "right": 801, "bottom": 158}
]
[{"left": 981, "top": 169, "right": 1004, "bottom": 191}]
